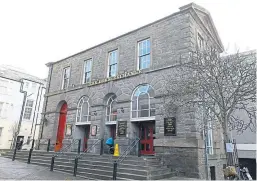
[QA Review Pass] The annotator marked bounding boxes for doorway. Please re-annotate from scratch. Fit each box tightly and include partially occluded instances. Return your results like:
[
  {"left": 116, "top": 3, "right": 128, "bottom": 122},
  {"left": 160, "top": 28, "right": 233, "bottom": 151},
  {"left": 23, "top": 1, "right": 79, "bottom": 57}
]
[
  {"left": 55, "top": 102, "right": 67, "bottom": 152},
  {"left": 83, "top": 126, "right": 90, "bottom": 151},
  {"left": 139, "top": 122, "right": 155, "bottom": 155},
  {"left": 210, "top": 166, "right": 216, "bottom": 180}
]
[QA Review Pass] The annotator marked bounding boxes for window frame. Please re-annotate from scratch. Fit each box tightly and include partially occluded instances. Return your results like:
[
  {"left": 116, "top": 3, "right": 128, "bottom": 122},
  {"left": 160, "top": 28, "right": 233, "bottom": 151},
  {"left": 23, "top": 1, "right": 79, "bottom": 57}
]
[
  {"left": 23, "top": 99, "right": 34, "bottom": 120},
  {"left": 106, "top": 95, "right": 118, "bottom": 122},
  {"left": 76, "top": 96, "right": 91, "bottom": 123},
  {"left": 131, "top": 84, "right": 155, "bottom": 120},
  {"left": 137, "top": 38, "right": 151, "bottom": 70},
  {"left": 197, "top": 33, "right": 204, "bottom": 50},
  {"left": 107, "top": 49, "right": 118, "bottom": 78},
  {"left": 83, "top": 58, "right": 93, "bottom": 84},
  {"left": 62, "top": 66, "right": 71, "bottom": 90}
]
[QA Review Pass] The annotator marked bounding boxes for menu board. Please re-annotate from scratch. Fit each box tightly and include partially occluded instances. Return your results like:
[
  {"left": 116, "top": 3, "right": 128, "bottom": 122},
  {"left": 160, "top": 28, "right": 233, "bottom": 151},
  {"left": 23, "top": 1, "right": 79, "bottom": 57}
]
[
  {"left": 164, "top": 117, "right": 176, "bottom": 136},
  {"left": 117, "top": 121, "right": 127, "bottom": 137}
]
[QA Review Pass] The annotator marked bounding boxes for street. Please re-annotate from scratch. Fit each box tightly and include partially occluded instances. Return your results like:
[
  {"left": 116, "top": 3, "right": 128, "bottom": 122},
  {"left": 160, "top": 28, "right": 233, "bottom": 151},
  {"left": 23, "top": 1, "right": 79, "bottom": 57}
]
[{"left": 0, "top": 157, "right": 82, "bottom": 180}]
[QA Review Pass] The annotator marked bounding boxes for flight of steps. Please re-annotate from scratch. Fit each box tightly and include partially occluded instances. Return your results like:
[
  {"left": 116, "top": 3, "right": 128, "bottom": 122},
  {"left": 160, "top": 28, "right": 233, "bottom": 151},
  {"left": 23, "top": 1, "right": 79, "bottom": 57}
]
[{"left": 1, "top": 150, "right": 174, "bottom": 180}]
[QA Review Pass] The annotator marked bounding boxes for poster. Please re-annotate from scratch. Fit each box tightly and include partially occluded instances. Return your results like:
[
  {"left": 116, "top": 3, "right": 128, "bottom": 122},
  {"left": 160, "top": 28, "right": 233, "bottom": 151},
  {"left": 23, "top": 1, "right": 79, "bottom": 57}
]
[
  {"left": 65, "top": 124, "right": 72, "bottom": 136},
  {"left": 91, "top": 125, "right": 97, "bottom": 136},
  {"left": 226, "top": 143, "right": 234, "bottom": 152}
]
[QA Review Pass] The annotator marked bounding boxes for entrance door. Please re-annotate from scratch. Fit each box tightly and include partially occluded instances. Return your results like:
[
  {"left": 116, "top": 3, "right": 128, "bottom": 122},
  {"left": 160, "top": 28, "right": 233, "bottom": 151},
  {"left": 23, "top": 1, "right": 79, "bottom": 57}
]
[
  {"left": 83, "top": 126, "right": 90, "bottom": 151},
  {"left": 140, "top": 124, "right": 154, "bottom": 155},
  {"left": 110, "top": 125, "right": 116, "bottom": 139},
  {"left": 55, "top": 103, "right": 67, "bottom": 152}
]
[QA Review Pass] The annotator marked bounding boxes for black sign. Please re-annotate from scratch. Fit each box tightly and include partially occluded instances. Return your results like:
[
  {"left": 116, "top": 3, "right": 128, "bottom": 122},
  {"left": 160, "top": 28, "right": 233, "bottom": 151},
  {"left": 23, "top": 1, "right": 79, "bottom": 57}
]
[
  {"left": 164, "top": 117, "right": 176, "bottom": 136},
  {"left": 117, "top": 121, "right": 127, "bottom": 137}
]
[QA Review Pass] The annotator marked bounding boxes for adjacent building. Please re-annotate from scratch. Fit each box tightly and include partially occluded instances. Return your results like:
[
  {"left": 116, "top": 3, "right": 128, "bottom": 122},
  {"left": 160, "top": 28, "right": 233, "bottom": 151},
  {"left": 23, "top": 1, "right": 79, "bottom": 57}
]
[
  {"left": 39, "top": 3, "right": 227, "bottom": 179},
  {"left": 0, "top": 65, "right": 46, "bottom": 150}
]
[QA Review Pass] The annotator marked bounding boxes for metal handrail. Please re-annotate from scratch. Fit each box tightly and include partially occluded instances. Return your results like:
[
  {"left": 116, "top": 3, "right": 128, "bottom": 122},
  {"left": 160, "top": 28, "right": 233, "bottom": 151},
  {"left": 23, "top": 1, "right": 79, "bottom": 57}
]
[
  {"left": 112, "top": 136, "right": 141, "bottom": 180},
  {"left": 116, "top": 137, "right": 140, "bottom": 164},
  {"left": 34, "top": 139, "right": 49, "bottom": 150},
  {"left": 53, "top": 139, "right": 80, "bottom": 158},
  {"left": 76, "top": 138, "right": 103, "bottom": 159},
  {"left": 73, "top": 138, "right": 103, "bottom": 176}
]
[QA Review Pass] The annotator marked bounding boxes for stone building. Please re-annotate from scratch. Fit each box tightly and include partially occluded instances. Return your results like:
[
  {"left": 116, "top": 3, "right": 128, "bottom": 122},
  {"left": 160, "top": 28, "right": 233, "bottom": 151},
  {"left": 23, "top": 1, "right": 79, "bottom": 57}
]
[{"left": 39, "top": 3, "right": 227, "bottom": 179}]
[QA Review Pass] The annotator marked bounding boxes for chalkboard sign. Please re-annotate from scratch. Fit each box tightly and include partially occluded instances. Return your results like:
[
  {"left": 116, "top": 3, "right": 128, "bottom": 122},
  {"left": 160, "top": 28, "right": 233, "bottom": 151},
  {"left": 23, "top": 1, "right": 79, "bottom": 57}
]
[
  {"left": 117, "top": 121, "right": 127, "bottom": 137},
  {"left": 164, "top": 117, "right": 176, "bottom": 136}
]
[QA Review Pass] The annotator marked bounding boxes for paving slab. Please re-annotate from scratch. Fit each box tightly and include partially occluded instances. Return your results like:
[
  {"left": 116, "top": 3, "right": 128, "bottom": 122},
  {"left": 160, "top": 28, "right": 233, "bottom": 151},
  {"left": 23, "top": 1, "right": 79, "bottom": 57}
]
[{"left": 0, "top": 157, "right": 83, "bottom": 180}]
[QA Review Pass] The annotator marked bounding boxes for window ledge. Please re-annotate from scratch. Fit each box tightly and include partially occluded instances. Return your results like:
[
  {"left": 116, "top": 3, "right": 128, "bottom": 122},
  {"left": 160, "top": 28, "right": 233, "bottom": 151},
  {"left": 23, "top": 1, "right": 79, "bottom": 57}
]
[
  {"left": 105, "top": 121, "right": 117, "bottom": 125},
  {"left": 76, "top": 122, "right": 91, "bottom": 126},
  {"left": 130, "top": 116, "right": 155, "bottom": 122}
]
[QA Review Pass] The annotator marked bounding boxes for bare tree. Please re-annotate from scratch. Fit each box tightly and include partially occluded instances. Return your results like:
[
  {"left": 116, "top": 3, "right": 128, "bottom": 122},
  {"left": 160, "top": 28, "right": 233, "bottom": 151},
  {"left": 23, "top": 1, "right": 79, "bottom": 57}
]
[
  {"left": 10, "top": 122, "right": 19, "bottom": 149},
  {"left": 162, "top": 48, "right": 256, "bottom": 141}
]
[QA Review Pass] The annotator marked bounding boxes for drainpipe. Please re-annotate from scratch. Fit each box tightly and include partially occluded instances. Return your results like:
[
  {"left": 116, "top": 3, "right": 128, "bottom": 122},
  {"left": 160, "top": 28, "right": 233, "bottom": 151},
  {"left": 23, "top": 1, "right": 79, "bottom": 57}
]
[
  {"left": 30, "top": 84, "right": 41, "bottom": 134},
  {"left": 12, "top": 80, "right": 27, "bottom": 149},
  {"left": 39, "top": 62, "right": 53, "bottom": 140}
]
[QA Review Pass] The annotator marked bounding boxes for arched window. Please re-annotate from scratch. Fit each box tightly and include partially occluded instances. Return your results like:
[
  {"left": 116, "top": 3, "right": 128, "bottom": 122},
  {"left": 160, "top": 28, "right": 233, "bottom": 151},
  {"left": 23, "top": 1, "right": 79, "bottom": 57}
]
[
  {"left": 76, "top": 96, "right": 90, "bottom": 122},
  {"left": 131, "top": 84, "right": 155, "bottom": 118},
  {"left": 106, "top": 95, "right": 118, "bottom": 122}
]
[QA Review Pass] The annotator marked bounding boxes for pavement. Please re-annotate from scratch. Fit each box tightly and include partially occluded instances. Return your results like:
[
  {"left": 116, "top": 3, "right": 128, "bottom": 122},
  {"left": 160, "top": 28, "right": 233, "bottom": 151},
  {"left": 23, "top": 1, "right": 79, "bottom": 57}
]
[{"left": 0, "top": 157, "right": 83, "bottom": 180}]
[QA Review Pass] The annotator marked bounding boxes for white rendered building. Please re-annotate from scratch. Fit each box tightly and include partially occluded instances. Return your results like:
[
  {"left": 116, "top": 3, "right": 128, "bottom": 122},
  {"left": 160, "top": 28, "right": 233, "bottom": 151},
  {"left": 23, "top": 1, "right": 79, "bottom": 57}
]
[{"left": 0, "top": 65, "right": 46, "bottom": 150}]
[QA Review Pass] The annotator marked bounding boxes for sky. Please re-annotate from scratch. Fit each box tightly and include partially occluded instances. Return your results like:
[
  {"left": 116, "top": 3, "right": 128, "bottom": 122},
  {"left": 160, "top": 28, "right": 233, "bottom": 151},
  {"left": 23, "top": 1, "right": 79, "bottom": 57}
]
[{"left": 0, "top": 0, "right": 256, "bottom": 79}]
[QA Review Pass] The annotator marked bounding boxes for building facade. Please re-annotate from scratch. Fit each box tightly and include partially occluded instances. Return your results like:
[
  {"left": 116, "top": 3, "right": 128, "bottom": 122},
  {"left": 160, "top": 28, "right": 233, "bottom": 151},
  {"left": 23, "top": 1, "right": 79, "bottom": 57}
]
[
  {"left": 0, "top": 65, "right": 46, "bottom": 150},
  {"left": 39, "top": 3, "right": 227, "bottom": 179}
]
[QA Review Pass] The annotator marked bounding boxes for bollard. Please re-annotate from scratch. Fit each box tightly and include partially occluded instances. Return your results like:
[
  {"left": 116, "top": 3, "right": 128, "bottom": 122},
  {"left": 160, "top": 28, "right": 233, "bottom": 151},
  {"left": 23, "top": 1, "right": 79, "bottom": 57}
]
[
  {"left": 27, "top": 149, "right": 33, "bottom": 164},
  {"left": 137, "top": 139, "right": 141, "bottom": 157},
  {"left": 50, "top": 156, "right": 55, "bottom": 171},
  {"left": 113, "top": 161, "right": 118, "bottom": 180},
  {"left": 47, "top": 139, "right": 51, "bottom": 152},
  {"left": 27, "top": 139, "right": 35, "bottom": 164},
  {"left": 77, "top": 139, "right": 81, "bottom": 154},
  {"left": 12, "top": 143, "right": 18, "bottom": 161},
  {"left": 100, "top": 139, "right": 104, "bottom": 155},
  {"left": 73, "top": 157, "right": 78, "bottom": 176}
]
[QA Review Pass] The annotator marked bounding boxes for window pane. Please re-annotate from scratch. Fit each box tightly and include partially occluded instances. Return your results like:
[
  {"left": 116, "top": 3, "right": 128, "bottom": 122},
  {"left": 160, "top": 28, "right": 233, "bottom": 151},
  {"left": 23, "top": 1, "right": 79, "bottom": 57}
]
[
  {"left": 145, "top": 55, "right": 150, "bottom": 68},
  {"left": 150, "top": 109, "right": 155, "bottom": 116},
  {"left": 139, "top": 109, "right": 149, "bottom": 117},
  {"left": 110, "top": 64, "right": 117, "bottom": 77},
  {"left": 132, "top": 111, "right": 137, "bottom": 118},
  {"left": 132, "top": 100, "right": 137, "bottom": 111},
  {"left": 82, "top": 102, "right": 88, "bottom": 116}
]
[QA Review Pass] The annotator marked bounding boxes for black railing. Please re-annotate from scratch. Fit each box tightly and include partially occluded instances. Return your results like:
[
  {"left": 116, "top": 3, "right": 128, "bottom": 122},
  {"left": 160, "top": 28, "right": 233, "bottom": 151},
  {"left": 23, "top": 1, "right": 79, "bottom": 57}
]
[
  {"left": 73, "top": 139, "right": 103, "bottom": 176},
  {"left": 50, "top": 139, "right": 81, "bottom": 171},
  {"left": 28, "top": 139, "right": 51, "bottom": 164},
  {"left": 112, "top": 137, "right": 140, "bottom": 180}
]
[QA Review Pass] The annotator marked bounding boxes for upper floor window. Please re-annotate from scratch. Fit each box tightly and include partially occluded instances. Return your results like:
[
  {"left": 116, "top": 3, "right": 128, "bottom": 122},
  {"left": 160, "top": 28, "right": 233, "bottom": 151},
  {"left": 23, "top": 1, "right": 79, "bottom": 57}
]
[
  {"left": 197, "top": 33, "right": 204, "bottom": 50},
  {"left": 24, "top": 82, "right": 29, "bottom": 89},
  {"left": 138, "top": 39, "right": 150, "bottom": 70},
  {"left": 106, "top": 94, "right": 117, "bottom": 122},
  {"left": 108, "top": 50, "right": 118, "bottom": 77},
  {"left": 207, "top": 121, "right": 214, "bottom": 155},
  {"left": 24, "top": 100, "right": 33, "bottom": 120},
  {"left": 62, "top": 67, "right": 70, "bottom": 90},
  {"left": 76, "top": 96, "right": 90, "bottom": 123},
  {"left": 0, "top": 127, "right": 2, "bottom": 136},
  {"left": 131, "top": 84, "right": 155, "bottom": 118},
  {"left": 83, "top": 59, "right": 92, "bottom": 84}
]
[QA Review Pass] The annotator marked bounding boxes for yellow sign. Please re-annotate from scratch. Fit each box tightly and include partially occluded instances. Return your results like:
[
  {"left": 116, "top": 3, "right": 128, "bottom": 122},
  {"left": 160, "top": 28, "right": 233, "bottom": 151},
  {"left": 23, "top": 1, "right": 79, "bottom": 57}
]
[
  {"left": 113, "top": 144, "right": 119, "bottom": 157},
  {"left": 88, "top": 70, "right": 141, "bottom": 87}
]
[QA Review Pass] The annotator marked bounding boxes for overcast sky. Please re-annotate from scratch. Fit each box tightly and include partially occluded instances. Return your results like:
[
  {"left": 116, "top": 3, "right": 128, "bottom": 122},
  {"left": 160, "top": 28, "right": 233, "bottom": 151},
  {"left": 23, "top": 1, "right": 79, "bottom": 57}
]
[{"left": 0, "top": 0, "right": 256, "bottom": 79}]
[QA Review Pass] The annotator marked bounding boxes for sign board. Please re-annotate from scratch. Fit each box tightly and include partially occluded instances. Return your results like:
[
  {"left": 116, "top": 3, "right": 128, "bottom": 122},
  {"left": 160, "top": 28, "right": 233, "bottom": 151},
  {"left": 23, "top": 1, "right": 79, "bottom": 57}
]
[
  {"left": 117, "top": 121, "right": 127, "bottom": 137},
  {"left": 164, "top": 117, "right": 176, "bottom": 136},
  {"left": 226, "top": 143, "right": 234, "bottom": 152},
  {"left": 91, "top": 125, "right": 97, "bottom": 136}
]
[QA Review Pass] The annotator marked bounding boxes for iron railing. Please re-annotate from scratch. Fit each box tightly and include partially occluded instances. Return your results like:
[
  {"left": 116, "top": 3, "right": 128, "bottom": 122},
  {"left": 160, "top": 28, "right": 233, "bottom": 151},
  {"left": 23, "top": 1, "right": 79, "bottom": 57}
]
[
  {"left": 73, "top": 139, "right": 103, "bottom": 176},
  {"left": 50, "top": 139, "right": 81, "bottom": 171},
  {"left": 112, "top": 137, "right": 140, "bottom": 180}
]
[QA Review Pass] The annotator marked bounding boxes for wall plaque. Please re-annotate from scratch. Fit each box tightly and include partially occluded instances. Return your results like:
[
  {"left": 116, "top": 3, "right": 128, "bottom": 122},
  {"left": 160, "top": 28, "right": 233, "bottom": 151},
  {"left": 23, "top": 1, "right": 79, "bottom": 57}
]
[
  {"left": 164, "top": 117, "right": 176, "bottom": 136},
  {"left": 65, "top": 124, "right": 72, "bottom": 136},
  {"left": 117, "top": 121, "right": 127, "bottom": 137},
  {"left": 91, "top": 125, "right": 97, "bottom": 136}
]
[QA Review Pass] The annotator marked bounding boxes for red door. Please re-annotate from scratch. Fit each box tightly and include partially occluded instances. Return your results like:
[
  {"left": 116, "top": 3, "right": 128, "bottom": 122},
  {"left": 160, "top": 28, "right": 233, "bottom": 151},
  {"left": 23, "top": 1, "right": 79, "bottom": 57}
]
[
  {"left": 140, "top": 125, "right": 154, "bottom": 155},
  {"left": 83, "top": 126, "right": 90, "bottom": 151},
  {"left": 55, "top": 103, "right": 67, "bottom": 152}
]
